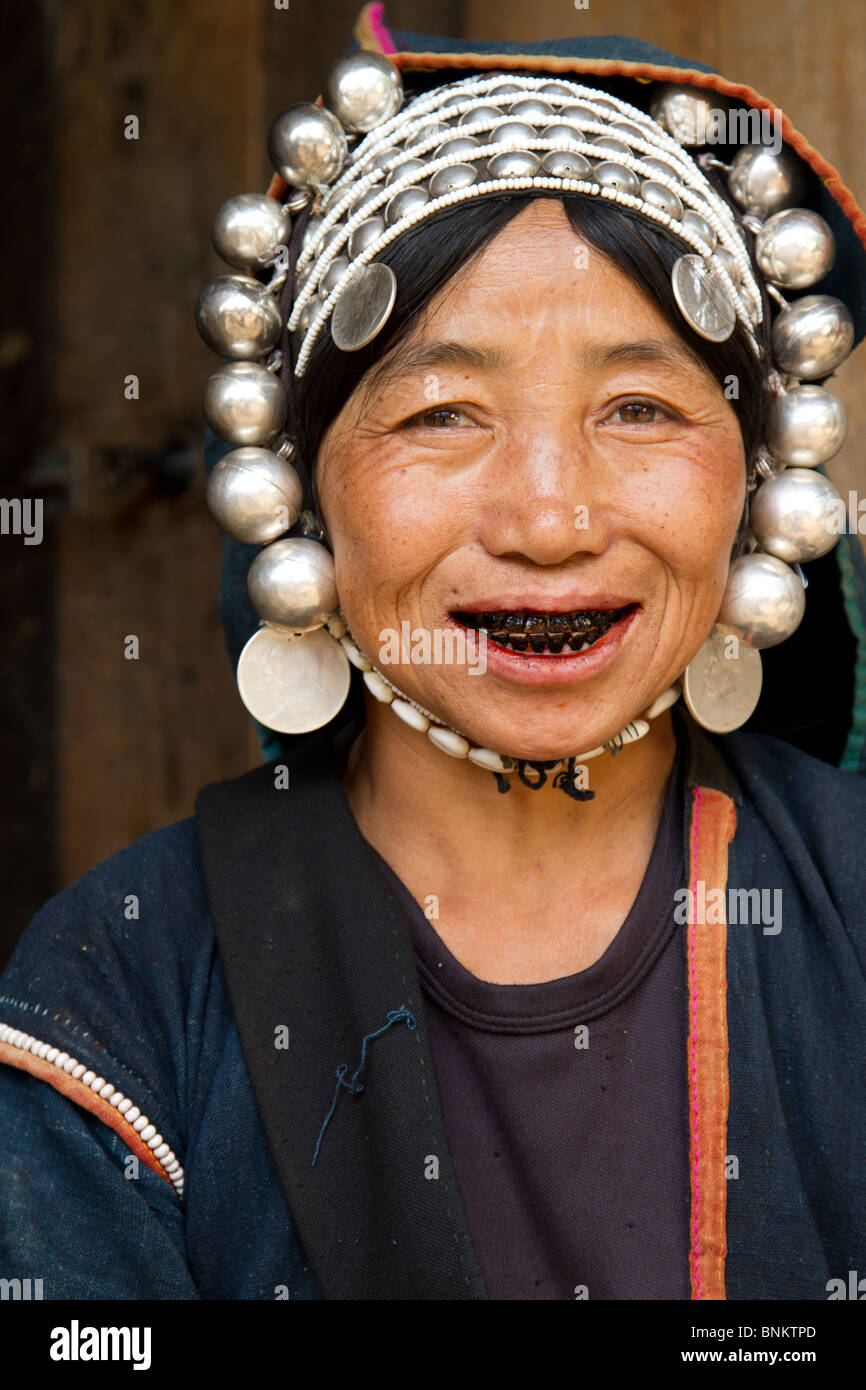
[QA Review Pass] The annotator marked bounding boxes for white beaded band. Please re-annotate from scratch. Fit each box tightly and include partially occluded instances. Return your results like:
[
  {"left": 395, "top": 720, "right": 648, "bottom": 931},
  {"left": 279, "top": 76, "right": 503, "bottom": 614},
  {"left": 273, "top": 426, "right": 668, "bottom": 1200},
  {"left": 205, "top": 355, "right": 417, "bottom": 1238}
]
[{"left": 0, "top": 1020, "right": 185, "bottom": 1197}]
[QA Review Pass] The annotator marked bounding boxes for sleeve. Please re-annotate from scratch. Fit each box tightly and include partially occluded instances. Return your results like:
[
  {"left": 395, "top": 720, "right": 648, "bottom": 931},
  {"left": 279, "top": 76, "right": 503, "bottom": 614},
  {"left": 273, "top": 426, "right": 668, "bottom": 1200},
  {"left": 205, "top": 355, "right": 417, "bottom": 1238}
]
[{"left": 0, "top": 817, "right": 217, "bottom": 1300}]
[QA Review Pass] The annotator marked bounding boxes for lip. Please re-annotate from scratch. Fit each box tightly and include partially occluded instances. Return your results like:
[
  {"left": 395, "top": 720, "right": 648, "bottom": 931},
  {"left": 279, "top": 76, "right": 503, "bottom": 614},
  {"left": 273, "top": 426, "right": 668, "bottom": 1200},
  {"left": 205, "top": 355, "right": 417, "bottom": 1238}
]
[
  {"left": 451, "top": 592, "right": 636, "bottom": 613},
  {"left": 446, "top": 606, "right": 640, "bottom": 687}
]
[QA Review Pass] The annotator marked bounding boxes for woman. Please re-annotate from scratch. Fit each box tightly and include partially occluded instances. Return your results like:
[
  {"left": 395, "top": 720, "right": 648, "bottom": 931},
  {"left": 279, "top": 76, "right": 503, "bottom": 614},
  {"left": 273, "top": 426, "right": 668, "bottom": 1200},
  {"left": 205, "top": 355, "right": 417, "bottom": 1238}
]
[{"left": 2, "top": 4, "right": 866, "bottom": 1301}]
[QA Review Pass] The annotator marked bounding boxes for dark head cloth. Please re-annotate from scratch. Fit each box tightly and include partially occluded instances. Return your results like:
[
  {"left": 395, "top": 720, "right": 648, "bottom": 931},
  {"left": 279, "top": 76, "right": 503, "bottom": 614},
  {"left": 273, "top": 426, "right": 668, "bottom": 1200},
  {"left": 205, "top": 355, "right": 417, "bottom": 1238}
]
[{"left": 206, "top": 3, "right": 866, "bottom": 775}]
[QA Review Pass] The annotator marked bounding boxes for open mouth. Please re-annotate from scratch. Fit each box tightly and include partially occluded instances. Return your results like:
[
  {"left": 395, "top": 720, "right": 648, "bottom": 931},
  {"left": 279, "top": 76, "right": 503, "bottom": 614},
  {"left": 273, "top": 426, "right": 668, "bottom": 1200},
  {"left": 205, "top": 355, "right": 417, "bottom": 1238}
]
[{"left": 452, "top": 605, "right": 637, "bottom": 656}]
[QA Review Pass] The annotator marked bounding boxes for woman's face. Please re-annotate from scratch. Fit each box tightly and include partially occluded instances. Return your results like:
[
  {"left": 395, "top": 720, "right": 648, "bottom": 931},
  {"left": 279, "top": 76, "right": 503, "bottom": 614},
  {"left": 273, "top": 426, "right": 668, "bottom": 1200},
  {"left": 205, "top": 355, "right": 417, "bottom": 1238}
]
[{"left": 316, "top": 199, "right": 746, "bottom": 761}]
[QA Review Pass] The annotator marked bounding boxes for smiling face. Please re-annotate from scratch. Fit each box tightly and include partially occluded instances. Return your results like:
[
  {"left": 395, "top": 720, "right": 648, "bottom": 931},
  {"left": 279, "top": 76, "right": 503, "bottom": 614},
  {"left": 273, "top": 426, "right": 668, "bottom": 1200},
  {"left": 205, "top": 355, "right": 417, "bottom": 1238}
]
[{"left": 315, "top": 198, "right": 746, "bottom": 762}]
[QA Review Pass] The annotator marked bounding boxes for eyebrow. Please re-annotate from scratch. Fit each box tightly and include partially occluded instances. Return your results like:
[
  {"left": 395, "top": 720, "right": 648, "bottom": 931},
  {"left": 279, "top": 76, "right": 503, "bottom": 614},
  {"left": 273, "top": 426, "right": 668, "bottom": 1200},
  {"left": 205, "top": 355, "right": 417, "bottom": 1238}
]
[{"left": 365, "top": 336, "right": 707, "bottom": 394}]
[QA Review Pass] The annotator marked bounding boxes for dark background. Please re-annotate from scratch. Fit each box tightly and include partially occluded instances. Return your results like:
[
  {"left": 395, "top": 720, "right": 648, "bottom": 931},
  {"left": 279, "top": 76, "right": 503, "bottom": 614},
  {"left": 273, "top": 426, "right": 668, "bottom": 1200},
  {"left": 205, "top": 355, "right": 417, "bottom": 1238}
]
[{"left": 2, "top": 0, "right": 865, "bottom": 968}]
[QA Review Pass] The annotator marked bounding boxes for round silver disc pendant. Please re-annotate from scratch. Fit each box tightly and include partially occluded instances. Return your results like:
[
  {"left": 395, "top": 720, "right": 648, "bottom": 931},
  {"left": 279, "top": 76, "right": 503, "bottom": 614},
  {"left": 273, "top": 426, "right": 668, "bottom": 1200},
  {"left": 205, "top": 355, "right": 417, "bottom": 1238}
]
[
  {"left": 683, "top": 625, "right": 763, "bottom": 733},
  {"left": 330, "top": 262, "right": 397, "bottom": 351},
  {"left": 236, "top": 625, "right": 351, "bottom": 733},
  {"left": 671, "top": 254, "right": 737, "bottom": 342}
]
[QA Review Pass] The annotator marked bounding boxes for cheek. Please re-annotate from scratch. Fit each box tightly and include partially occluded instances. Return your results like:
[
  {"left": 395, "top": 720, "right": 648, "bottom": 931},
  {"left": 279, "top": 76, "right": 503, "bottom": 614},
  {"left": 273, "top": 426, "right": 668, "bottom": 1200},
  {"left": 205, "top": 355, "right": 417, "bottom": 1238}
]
[{"left": 621, "top": 441, "right": 744, "bottom": 584}]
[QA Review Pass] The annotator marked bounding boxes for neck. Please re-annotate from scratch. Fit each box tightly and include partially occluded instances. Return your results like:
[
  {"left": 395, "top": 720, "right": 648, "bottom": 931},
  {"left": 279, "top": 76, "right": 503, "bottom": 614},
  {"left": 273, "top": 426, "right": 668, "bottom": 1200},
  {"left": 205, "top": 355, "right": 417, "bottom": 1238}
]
[{"left": 342, "top": 694, "right": 679, "bottom": 979}]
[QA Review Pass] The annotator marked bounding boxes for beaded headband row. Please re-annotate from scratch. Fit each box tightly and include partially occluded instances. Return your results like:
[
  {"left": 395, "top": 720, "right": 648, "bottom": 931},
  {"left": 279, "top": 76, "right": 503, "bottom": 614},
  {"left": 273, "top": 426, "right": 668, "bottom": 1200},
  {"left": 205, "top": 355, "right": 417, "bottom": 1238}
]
[{"left": 197, "top": 50, "right": 856, "bottom": 794}]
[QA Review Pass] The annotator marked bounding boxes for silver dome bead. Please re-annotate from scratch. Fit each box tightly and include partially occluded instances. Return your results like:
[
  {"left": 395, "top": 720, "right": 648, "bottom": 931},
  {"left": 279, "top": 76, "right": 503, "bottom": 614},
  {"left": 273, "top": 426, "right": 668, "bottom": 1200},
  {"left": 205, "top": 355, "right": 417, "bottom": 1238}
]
[
  {"left": 560, "top": 103, "right": 603, "bottom": 124},
  {"left": 649, "top": 84, "right": 729, "bottom": 147},
  {"left": 593, "top": 161, "right": 641, "bottom": 197},
  {"left": 267, "top": 103, "right": 348, "bottom": 188},
  {"left": 610, "top": 120, "right": 647, "bottom": 144},
  {"left": 771, "top": 294, "right": 854, "bottom": 379},
  {"left": 206, "top": 447, "right": 303, "bottom": 545},
  {"left": 490, "top": 82, "right": 523, "bottom": 98},
  {"left": 433, "top": 136, "right": 480, "bottom": 161},
  {"left": 246, "top": 537, "right": 338, "bottom": 633},
  {"left": 749, "top": 467, "right": 843, "bottom": 563},
  {"left": 766, "top": 385, "right": 847, "bottom": 466},
  {"left": 489, "top": 120, "right": 537, "bottom": 148},
  {"left": 640, "top": 156, "right": 683, "bottom": 182},
  {"left": 711, "top": 247, "right": 741, "bottom": 286},
  {"left": 368, "top": 144, "right": 401, "bottom": 173},
  {"left": 203, "top": 361, "right": 286, "bottom": 446},
  {"left": 296, "top": 293, "right": 325, "bottom": 336},
  {"left": 457, "top": 104, "right": 502, "bottom": 129},
  {"left": 301, "top": 215, "right": 323, "bottom": 251},
  {"left": 755, "top": 208, "right": 835, "bottom": 288},
  {"left": 429, "top": 162, "right": 478, "bottom": 198},
  {"left": 349, "top": 186, "right": 382, "bottom": 219},
  {"left": 385, "top": 184, "right": 430, "bottom": 225},
  {"left": 539, "top": 81, "right": 578, "bottom": 98},
  {"left": 541, "top": 149, "right": 591, "bottom": 179},
  {"left": 507, "top": 99, "right": 553, "bottom": 124},
  {"left": 727, "top": 145, "right": 806, "bottom": 218},
  {"left": 385, "top": 155, "right": 427, "bottom": 186},
  {"left": 348, "top": 215, "right": 385, "bottom": 260},
  {"left": 679, "top": 209, "right": 717, "bottom": 251},
  {"left": 487, "top": 150, "right": 540, "bottom": 179},
  {"left": 320, "top": 256, "right": 349, "bottom": 295},
  {"left": 717, "top": 552, "right": 806, "bottom": 649},
  {"left": 195, "top": 275, "right": 282, "bottom": 359},
  {"left": 640, "top": 179, "right": 683, "bottom": 219},
  {"left": 211, "top": 194, "right": 291, "bottom": 270},
  {"left": 591, "top": 135, "right": 631, "bottom": 159},
  {"left": 324, "top": 51, "right": 403, "bottom": 133},
  {"left": 407, "top": 121, "right": 450, "bottom": 148},
  {"left": 542, "top": 122, "right": 584, "bottom": 148}
]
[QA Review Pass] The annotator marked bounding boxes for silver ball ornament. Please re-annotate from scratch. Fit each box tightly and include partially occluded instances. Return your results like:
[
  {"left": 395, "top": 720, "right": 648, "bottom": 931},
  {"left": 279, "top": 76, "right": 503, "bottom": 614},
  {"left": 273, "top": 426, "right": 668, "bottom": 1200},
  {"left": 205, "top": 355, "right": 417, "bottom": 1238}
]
[
  {"left": 268, "top": 103, "right": 348, "bottom": 188},
  {"left": 195, "top": 275, "right": 282, "bottom": 359},
  {"left": 211, "top": 194, "right": 291, "bottom": 270},
  {"left": 325, "top": 51, "right": 403, "bottom": 134},
  {"left": 766, "top": 385, "right": 847, "bottom": 466},
  {"left": 755, "top": 208, "right": 835, "bottom": 288},
  {"left": 749, "top": 467, "right": 843, "bottom": 563},
  {"left": 246, "top": 537, "right": 338, "bottom": 632},
  {"left": 727, "top": 145, "right": 807, "bottom": 218},
  {"left": 649, "top": 84, "right": 729, "bottom": 146},
  {"left": 771, "top": 295, "right": 854, "bottom": 379},
  {"left": 206, "top": 448, "right": 303, "bottom": 544},
  {"left": 717, "top": 552, "right": 806, "bottom": 649},
  {"left": 203, "top": 361, "right": 286, "bottom": 446}
]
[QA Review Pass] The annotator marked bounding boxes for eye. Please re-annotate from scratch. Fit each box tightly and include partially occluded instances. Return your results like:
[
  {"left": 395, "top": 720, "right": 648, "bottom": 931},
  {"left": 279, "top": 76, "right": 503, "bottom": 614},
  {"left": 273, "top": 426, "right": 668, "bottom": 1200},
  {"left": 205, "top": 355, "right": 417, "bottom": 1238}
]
[
  {"left": 608, "top": 397, "right": 675, "bottom": 426},
  {"left": 401, "top": 405, "right": 472, "bottom": 430}
]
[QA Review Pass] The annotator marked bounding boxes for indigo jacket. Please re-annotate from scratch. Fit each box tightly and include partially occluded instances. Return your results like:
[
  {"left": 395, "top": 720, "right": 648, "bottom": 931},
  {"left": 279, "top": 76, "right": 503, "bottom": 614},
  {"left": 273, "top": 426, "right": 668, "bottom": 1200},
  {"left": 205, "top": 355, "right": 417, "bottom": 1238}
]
[{"left": 1, "top": 709, "right": 866, "bottom": 1300}]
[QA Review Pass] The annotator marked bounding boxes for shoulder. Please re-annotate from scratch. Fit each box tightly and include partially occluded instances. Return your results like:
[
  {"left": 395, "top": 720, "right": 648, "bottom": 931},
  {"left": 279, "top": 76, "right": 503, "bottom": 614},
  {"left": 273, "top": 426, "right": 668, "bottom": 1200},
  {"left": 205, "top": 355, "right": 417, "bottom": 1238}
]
[
  {"left": 0, "top": 816, "right": 227, "bottom": 1161},
  {"left": 721, "top": 727, "right": 866, "bottom": 828}
]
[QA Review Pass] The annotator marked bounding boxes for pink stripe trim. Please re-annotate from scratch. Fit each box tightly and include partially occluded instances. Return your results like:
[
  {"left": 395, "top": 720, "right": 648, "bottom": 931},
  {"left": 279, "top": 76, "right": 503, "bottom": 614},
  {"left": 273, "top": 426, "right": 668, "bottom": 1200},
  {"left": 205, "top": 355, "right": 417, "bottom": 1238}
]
[
  {"left": 689, "top": 786, "right": 703, "bottom": 1298},
  {"left": 368, "top": 3, "right": 397, "bottom": 54}
]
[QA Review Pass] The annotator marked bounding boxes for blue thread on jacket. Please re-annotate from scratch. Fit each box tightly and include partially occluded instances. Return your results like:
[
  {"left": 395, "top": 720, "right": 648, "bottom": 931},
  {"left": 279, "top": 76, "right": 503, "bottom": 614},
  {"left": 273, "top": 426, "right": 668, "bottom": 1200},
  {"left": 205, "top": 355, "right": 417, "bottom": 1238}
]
[{"left": 311, "top": 1006, "right": 417, "bottom": 1167}]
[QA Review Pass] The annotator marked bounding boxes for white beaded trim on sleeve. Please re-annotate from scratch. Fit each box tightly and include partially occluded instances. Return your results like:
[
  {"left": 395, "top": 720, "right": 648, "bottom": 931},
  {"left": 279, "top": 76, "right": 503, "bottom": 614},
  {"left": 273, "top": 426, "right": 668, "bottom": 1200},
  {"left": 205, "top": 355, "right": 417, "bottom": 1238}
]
[{"left": 0, "top": 1020, "right": 185, "bottom": 1197}]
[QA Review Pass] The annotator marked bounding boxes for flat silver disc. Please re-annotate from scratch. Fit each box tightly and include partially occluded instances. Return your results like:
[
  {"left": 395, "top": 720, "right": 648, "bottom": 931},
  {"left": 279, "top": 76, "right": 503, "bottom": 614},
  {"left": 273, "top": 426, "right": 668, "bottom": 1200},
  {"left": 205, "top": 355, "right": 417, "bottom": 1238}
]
[
  {"left": 331, "top": 262, "right": 397, "bottom": 350},
  {"left": 236, "top": 625, "right": 351, "bottom": 733},
  {"left": 672, "top": 254, "right": 736, "bottom": 342},
  {"left": 683, "top": 625, "right": 763, "bottom": 733}
]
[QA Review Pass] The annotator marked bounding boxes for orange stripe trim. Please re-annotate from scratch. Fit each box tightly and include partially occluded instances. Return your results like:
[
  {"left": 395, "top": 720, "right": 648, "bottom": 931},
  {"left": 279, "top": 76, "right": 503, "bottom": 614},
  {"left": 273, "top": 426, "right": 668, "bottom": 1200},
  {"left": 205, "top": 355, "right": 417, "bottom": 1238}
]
[
  {"left": 686, "top": 786, "right": 737, "bottom": 1300},
  {"left": 0, "top": 1039, "right": 175, "bottom": 1189}
]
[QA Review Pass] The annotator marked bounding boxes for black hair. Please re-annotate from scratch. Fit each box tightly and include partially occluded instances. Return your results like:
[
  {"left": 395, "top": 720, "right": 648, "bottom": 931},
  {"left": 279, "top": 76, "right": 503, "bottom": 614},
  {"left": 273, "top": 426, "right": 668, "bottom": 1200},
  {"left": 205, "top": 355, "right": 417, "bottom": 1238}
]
[{"left": 288, "top": 192, "right": 773, "bottom": 545}]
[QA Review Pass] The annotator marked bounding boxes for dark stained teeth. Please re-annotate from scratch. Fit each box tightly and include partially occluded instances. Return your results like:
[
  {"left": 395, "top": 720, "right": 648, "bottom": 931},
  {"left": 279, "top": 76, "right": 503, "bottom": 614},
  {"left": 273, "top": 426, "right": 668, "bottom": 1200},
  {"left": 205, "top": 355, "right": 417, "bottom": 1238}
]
[{"left": 453, "top": 606, "right": 631, "bottom": 653}]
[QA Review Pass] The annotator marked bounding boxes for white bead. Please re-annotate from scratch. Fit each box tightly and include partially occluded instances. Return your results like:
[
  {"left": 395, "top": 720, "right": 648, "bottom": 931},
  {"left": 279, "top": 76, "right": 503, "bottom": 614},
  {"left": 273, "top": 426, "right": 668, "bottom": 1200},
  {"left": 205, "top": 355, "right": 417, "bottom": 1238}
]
[
  {"left": 45, "top": 1047, "right": 58, "bottom": 1063},
  {"left": 363, "top": 669, "right": 394, "bottom": 703},
  {"left": 125, "top": 1106, "right": 141, "bottom": 1123},
  {"left": 427, "top": 726, "right": 470, "bottom": 757},
  {"left": 71, "top": 1064, "right": 86, "bottom": 1079},
  {"left": 109, "top": 1091, "right": 125, "bottom": 1107},
  {"left": 90, "top": 1076, "right": 106, "bottom": 1092},
  {"left": 63, "top": 1058, "right": 78, "bottom": 1073},
  {"left": 575, "top": 744, "right": 607, "bottom": 760},
  {"left": 617, "top": 718, "right": 651, "bottom": 745},
  {"left": 391, "top": 698, "right": 429, "bottom": 732},
  {"left": 154, "top": 1143, "right": 171, "bottom": 1161},
  {"left": 133, "top": 1115, "right": 149, "bottom": 1133},
  {"left": 341, "top": 637, "right": 372, "bottom": 670},
  {"left": 54, "top": 1052, "right": 69, "bottom": 1068},
  {"left": 146, "top": 1132, "right": 162, "bottom": 1149},
  {"left": 37, "top": 1041, "right": 51, "bottom": 1058},
  {"left": 117, "top": 1097, "right": 132, "bottom": 1114},
  {"left": 164, "top": 1159, "right": 180, "bottom": 1175},
  {"left": 642, "top": 684, "right": 681, "bottom": 720},
  {"left": 81, "top": 1070, "right": 96, "bottom": 1086},
  {"left": 467, "top": 746, "right": 515, "bottom": 773},
  {"left": 99, "top": 1082, "right": 114, "bottom": 1099},
  {"left": 140, "top": 1123, "right": 156, "bottom": 1141},
  {"left": 325, "top": 613, "right": 346, "bottom": 639}
]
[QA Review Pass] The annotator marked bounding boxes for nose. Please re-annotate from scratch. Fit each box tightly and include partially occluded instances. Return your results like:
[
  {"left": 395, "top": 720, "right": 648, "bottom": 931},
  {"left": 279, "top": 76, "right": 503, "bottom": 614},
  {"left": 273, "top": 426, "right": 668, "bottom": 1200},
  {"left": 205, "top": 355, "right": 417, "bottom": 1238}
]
[{"left": 477, "top": 426, "right": 613, "bottom": 567}]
